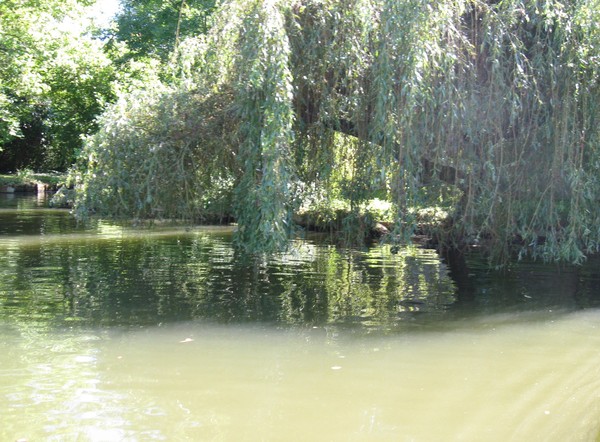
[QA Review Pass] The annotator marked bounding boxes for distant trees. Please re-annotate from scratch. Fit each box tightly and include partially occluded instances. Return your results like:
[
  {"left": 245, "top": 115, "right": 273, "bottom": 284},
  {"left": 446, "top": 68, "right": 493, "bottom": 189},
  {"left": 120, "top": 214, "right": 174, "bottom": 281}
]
[
  {"left": 112, "top": 0, "right": 216, "bottom": 60},
  {"left": 0, "top": 0, "right": 218, "bottom": 172},
  {"left": 70, "top": 0, "right": 600, "bottom": 263},
  {"left": 0, "top": 0, "right": 117, "bottom": 171}
]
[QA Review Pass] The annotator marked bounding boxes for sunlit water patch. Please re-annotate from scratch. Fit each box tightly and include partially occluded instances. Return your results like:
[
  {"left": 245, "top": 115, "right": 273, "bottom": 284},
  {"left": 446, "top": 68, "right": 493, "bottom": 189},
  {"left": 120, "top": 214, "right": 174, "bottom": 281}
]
[{"left": 2, "top": 313, "right": 600, "bottom": 440}]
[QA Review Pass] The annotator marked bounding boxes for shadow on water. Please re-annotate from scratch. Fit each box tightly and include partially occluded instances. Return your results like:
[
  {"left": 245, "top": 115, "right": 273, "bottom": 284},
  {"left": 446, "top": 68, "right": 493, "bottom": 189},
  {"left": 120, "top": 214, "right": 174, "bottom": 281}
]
[
  {"left": 443, "top": 244, "right": 600, "bottom": 316},
  {"left": 0, "top": 229, "right": 457, "bottom": 331}
]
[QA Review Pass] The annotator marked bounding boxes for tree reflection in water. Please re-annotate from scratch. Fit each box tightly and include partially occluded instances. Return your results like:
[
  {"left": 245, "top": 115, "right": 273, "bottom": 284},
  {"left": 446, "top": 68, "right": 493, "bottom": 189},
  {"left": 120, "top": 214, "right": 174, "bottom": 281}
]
[
  {"left": 3, "top": 204, "right": 600, "bottom": 333},
  {"left": 0, "top": 214, "right": 456, "bottom": 330}
]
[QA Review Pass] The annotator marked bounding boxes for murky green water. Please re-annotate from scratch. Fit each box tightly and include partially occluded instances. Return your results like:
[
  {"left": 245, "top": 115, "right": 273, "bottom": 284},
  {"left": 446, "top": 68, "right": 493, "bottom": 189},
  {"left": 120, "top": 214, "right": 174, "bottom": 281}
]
[{"left": 2, "top": 194, "right": 600, "bottom": 440}]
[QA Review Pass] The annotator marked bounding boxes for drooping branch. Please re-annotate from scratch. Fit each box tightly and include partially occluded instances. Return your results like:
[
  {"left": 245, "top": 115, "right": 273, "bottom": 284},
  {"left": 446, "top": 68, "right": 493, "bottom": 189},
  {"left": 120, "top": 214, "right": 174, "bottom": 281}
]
[{"left": 71, "top": 0, "right": 600, "bottom": 263}]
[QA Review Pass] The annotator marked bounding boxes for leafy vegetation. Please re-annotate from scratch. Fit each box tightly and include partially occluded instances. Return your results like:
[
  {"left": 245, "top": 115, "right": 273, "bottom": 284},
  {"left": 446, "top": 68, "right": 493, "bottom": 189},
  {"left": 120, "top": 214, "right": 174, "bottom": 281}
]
[
  {"left": 110, "top": 0, "right": 217, "bottom": 61},
  {"left": 0, "top": 0, "right": 119, "bottom": 172},
  {"left": 69, "top": 0, "right": 600, "bottom": 265},
  {"left": 3, "top": 0, "right": 600, "bottom": 264},
  {"left": 0, "top": 0, "right": 221, "bottom": 173}
]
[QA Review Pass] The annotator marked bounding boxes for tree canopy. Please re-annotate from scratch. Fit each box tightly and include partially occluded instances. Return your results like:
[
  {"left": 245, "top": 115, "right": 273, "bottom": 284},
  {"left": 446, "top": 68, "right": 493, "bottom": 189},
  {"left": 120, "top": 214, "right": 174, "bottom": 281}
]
[
  {"left": 111, "top": 0, "right": 217, "bottom": 60},
  {"left": 72, "top": 0, "right": 600, "bottom": 264},
  {"left": 0, "top": 0, "right": 117, "bottom": 171}
]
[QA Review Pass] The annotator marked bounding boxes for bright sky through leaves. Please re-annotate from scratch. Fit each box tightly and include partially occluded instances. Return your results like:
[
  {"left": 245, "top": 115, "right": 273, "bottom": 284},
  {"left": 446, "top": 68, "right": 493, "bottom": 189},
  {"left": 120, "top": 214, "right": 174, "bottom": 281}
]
[{"left": 89, "top": 0, "right": 121, "bottom": 26}]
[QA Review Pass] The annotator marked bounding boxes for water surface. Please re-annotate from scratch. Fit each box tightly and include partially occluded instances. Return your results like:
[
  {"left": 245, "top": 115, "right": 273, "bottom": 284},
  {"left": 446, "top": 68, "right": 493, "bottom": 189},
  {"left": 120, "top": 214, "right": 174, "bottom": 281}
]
[{"left": 2, "top": 194, "right": 600, "bottom": 440}]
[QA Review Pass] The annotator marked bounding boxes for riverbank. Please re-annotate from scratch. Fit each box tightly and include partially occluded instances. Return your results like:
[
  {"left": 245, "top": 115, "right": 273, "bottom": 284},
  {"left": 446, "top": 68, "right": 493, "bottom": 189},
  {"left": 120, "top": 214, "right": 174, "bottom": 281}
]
[
  {"left": 0, "top": 172, "right": 66, "bottom": 193},
  {"left": 0, "top": 172, "right": 447, "bottom": 245}
]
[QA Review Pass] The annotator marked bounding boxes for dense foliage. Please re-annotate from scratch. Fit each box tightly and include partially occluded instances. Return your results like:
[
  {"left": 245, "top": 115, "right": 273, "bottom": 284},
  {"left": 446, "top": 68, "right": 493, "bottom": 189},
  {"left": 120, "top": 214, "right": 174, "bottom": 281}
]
[
  {"left": 0, "top": 0, "right": 118, "bottom": 171},
  {"left": 73, "top": 0, "right": 600, "bottom": 263},
  {"left": 112, "top": 0, "right": 217, "bottom": 60}
]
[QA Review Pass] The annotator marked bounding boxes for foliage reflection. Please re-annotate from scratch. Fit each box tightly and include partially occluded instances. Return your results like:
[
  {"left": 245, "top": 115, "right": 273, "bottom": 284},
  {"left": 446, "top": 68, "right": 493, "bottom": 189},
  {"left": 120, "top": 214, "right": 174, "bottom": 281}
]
[{"left": 0, "top": 210, "right": 456, "bottom": 330}]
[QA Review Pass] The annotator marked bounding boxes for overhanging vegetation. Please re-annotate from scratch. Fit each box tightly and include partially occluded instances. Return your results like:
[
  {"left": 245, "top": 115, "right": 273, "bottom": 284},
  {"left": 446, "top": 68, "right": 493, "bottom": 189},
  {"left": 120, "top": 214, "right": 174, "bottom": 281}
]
[{"left": 69, "top": 0, "right": 600, "bottom": 263}]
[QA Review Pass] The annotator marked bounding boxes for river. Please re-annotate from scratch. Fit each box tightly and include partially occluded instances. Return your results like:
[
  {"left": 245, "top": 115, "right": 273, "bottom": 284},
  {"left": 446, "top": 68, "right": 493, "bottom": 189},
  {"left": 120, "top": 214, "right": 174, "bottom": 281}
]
[{"left": 1, "top": 194, "right": 600, "bottom": 440}]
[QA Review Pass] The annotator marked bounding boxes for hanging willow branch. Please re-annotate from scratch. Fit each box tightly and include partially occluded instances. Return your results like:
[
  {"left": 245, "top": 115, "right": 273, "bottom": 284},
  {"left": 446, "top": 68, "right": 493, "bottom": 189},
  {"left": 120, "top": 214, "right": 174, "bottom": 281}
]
[
  {"left": 72, "top": 0, "right": 600, "bottom": 263},
  {"left": 231, "top": 0, "right": 296, "bottom": 252}
]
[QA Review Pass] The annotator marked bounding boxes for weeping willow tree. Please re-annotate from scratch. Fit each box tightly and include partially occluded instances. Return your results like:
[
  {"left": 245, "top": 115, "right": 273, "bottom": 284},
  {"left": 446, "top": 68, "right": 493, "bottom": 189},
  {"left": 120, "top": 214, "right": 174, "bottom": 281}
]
[{"left": 72, "top": 0, "right": 600, "bottom": 263}]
